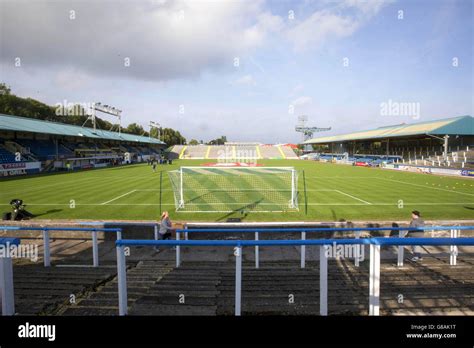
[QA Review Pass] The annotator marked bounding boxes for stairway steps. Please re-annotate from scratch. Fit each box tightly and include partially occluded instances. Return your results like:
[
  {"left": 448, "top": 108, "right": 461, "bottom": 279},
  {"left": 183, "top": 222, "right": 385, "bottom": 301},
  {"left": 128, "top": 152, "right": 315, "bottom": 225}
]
[
  {"left": 134, "top": 295, "right": 217, "bottom": 306},
  {"left": 129, "top": 304, "right": 216, "bottom": 315},
  {"left": 61, "top": 307, "right": 118, "bottom": 316}
]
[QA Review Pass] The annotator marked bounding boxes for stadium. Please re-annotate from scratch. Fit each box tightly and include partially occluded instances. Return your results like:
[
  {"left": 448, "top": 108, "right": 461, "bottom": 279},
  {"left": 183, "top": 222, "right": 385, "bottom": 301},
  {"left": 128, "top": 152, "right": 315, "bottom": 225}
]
[{"left": 0, "top": 0, "right": 473, "bottom": 345}]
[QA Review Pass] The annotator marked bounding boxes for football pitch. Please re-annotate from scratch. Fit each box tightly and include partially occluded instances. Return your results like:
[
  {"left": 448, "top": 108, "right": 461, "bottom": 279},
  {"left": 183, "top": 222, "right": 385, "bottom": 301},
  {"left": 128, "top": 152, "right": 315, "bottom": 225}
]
[{"left": 1, "top": 159, "right": 473, "bottom": 222}]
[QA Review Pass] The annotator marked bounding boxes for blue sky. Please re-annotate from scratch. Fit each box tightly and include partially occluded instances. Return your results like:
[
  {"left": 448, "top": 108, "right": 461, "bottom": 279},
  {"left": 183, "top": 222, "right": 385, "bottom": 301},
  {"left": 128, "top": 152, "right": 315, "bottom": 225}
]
[{"left": 0, "top": 0, "right": 472, "bottom": 143}]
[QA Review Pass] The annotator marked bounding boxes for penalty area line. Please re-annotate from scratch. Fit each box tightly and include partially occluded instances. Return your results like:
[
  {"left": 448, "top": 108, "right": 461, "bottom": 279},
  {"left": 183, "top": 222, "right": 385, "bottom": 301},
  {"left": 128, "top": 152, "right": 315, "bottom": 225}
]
[
  {"left": 100, "top": 190, "right": 137, "bottom": 205},
  {"left": 334, "top": 190, "right": 372, "bottom": 205}
]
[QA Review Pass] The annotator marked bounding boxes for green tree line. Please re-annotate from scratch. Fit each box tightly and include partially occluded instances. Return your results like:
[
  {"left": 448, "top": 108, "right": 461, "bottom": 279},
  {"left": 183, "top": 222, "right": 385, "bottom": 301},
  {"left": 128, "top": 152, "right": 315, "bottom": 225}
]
[{"left": 0, "top": 83, "right": 186, "bottom": 146}]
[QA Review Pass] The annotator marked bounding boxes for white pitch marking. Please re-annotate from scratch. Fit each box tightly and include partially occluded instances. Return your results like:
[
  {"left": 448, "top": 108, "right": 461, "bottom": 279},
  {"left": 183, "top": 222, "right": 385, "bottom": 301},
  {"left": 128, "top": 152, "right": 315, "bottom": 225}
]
[
  {"left": 334, "top": 190, "right": 372, "bottom": 205},
  {"left": 100, "top": 190, "right": 137, "bottom": 205},
  {"left": 377, "top": 177, "right": 474, "bottom": 197}
]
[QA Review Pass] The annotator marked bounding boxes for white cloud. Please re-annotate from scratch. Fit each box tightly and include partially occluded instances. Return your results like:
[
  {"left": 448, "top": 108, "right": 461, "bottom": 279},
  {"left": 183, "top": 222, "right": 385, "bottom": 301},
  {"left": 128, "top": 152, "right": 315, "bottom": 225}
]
[
  {"left": 54, "top": 68, "right": 91, "bottom": 91},
  {"left": 233, "top": 74, "right": 256, "bottom": 86},
  {"left": 285, "top": 0, "right": 393, "bottom": 51},
  {"left": 340, "top": 0, "right": 394, "bottom": 17},
  {"left": 289, "top": 84, "right": 305, "bottom": 97},
  {"left": 0, "top": 0, "right": 392, "bottom": 82},
  {"left": 287, "top": 10, "right": 358, "bottom": 51},
  {"left": 0, "top": 0, "right": 272, "bottom": 82},
  {"left": 292, "top": 96, "right": 312, "bottom": 106}
]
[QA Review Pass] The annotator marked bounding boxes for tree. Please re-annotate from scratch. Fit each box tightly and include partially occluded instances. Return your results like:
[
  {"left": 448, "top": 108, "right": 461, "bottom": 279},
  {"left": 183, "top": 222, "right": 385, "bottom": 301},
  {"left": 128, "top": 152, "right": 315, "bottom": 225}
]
[
  {"left": 208, "top": 136, "right": 227, "bottom": 145},
  {"left": 126, "top": 123, "right": 147, "bottom": 136},
  {"left": 0, "top": 83, "right": 11, "bottom": 95},
  {"left": 160, "top": 127, "right": 186, "bottom": 146},
  {"left": 0, "top": 84, "right": 186, "bottom": 144},
  {"left": 189, "top": 139, "right": 199, "bottom": 145}
]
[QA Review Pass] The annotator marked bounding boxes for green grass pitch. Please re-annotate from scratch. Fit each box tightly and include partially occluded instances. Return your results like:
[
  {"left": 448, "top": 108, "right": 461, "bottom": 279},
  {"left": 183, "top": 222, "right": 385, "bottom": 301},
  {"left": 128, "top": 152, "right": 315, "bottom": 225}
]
[{"left": 1, "top": 159, "right": 473, "bottom": 222}]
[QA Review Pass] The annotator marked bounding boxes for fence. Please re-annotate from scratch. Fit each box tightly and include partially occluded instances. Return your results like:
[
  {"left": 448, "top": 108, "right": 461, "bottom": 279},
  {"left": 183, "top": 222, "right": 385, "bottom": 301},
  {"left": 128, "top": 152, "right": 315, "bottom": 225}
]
[
  {"left": 115, "top": 236, "right": 474, "bottom": 316},
  {"left": 0, "top": 226, "right": 122, "bottom": 267},
  {"left": 174, "top": 226, "right": 472, "bottom": 268},
  {"left": 1, "top": 224, "right": 473, "bottom": 316},
  {"left": 0, "top": 237, "right": 20, "bottom": 315}
]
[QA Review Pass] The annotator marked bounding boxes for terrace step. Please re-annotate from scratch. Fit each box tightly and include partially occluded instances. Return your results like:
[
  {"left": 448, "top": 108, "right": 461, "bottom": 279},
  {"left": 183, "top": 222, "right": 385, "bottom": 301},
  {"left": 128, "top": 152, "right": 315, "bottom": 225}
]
[{"left": 19, "top": 257, "right": 473, "bottom": 316}]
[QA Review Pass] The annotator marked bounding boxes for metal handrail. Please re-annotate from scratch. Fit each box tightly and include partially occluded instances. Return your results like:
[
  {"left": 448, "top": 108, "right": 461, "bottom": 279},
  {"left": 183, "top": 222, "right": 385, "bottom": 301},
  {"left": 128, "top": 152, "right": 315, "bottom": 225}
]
[
  {"left": 0, "top": 226, "right": 122, "bottom": 267},
  {"left": 176, "top": 226, "right": 474, "bottom": 233},
  {"left": 174, "top": 225, "right": 473, "bottom": 268},
  {"left": 114, "top": 237, "right": 474, "bottom": 316}
]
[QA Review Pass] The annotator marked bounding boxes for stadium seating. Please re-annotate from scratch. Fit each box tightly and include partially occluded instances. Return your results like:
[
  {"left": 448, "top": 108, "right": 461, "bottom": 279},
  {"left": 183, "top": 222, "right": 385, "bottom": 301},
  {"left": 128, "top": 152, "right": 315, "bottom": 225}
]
[
  {"left": 408, "top": 148, "right": 474, "bottom": 169},
  {"left": 16, "top": 139, "right": 57, "bottom": 160},
  {"left": 0, "top": 144, "right": 16, "bottom": 163},
  {"left": 2, "top": 138, "right": 163, "bottom": 164},
  {"left": 206, "top": 145, "right": 225, "bottom": 159},
  {"left": 279, "top": 145, "right": 299, "bottom": 159},
  {"left": 182, "top": 145, "right": 208, "bottom": 159},
  {"left": 172, "top": 144, "right": 299, "bottom": 160},
  {"left": 168, "top": 145, "right": 184, "bottom": 159},
  {"left": 258, "top": 145, "right": 283, "bottom": 159}
]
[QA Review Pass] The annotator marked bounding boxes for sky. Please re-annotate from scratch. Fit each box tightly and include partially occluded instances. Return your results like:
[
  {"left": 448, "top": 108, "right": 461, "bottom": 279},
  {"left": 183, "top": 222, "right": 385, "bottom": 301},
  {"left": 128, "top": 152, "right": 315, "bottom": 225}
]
[{"left": 0, "top": 0, "right": 472, "bottom": 143}]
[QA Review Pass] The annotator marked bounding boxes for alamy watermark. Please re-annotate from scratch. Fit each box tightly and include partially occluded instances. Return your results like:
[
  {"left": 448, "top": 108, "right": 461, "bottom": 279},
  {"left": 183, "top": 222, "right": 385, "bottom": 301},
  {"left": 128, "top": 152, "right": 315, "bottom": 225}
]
[
  {"left": 217, "top": 147, "right": 258, "bottom": 165},
  {"left": 324, "top": 242, "right": 364, "bottom": 261},
  {"left": 380, "top": 99, "right": 420, "bottom": 120},
  {"left": 0, "top": 243, "right": 39, "bottom": 262},
  {"left": 54, "top": 99, "right": 94, "bottom": 116}
]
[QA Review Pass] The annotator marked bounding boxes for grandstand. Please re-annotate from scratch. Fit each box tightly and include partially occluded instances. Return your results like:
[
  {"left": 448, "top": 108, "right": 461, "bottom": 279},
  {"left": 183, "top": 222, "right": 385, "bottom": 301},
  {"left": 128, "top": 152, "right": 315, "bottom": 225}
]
[
  {"left": 173, "top": 143, "right": 298, "bottom": 160},
  {"left": 207, "top": 145, "right": 225, "bottom": 159},
  {"left": 304, "top": 115, "right": 474, "bottom": 171},
  {"left": 0, "top": 114, "right": 166, "bottom": 176}
]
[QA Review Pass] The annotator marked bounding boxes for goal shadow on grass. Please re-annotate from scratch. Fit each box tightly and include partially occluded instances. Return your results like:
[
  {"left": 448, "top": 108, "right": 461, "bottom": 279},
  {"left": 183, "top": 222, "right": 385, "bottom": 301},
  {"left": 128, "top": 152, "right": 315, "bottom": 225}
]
[
  {"left": 215, "top": 198, "right": 264, "bottom": 222},
  {"left": 182, "top": 191, "right": 266, "bottom": 220}
]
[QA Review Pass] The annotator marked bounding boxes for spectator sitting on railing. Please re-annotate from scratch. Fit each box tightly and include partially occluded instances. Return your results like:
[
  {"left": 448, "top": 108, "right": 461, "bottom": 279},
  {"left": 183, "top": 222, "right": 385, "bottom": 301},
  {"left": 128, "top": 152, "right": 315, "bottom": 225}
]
[
  {"left": 155, "top": 211, "right": 175, "bottom": 253},
  {"left": 407, "top": 210, "right": 425, "bottom": 262}
]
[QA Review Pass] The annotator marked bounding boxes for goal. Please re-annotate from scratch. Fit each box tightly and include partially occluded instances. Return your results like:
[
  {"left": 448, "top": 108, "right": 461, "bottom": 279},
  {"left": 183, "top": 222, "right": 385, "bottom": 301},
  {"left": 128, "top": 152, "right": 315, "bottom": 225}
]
[{"left": 168, "top": 166, "right": 298, "bottom": 212}]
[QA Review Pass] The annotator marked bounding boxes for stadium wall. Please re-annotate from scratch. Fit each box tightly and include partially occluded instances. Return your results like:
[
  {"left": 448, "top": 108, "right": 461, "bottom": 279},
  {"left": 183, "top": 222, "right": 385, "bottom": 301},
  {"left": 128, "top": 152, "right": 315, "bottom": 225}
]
[
  {"left": 0, "top": 161, "right": 41, "bottom": 177},
  {"left": 383, "top": 164, "right": 474, "bottom": 177}
]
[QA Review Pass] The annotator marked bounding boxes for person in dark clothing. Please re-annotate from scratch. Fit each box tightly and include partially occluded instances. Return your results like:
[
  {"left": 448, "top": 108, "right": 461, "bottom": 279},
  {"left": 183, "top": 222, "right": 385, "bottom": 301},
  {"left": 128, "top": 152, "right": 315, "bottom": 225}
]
[{"left": 407, "top": 210, "right": 425, "bottom": 261}]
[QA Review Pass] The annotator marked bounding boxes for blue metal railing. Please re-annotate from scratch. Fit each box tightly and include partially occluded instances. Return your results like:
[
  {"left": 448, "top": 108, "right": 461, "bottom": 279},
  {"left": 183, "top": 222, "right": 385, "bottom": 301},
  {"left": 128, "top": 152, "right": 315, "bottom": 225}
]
[
  {"left": 174, "top": 225, "right": 473, "bottom": 268},
  {"left": 0, "top": 226, "right": 122, "bottom": 267},
  {"left": 1, "top": 223, "right": 473, "bottom": 317},
  {"left": 118, "top": 237, "right": 474, "bottom": 247},
  {"left": 115, "top": 237, "right": 474, "bottom": 316},
  {"left": 176, "top": 226, "right": 474, "bottom": 233}
]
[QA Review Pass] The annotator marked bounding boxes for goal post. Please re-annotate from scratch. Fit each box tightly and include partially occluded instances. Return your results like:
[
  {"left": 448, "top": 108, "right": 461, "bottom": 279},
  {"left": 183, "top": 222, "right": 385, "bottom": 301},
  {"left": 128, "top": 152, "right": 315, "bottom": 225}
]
[
  {"left": 179, "top": 167, "right": 184, "bottom": 209},
  {"left": 168, "top": 166, "right": 299, "bottom": 212}
]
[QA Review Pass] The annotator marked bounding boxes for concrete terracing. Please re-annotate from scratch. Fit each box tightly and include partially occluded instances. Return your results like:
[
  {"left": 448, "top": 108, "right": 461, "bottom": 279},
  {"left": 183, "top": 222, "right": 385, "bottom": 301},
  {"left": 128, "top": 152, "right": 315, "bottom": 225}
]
[
  {"left": 7, "top": 235, "right": 474, "bottom": 316},
  {"left": 169, "top": 144, "right": 298, "bottom": 159}
]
